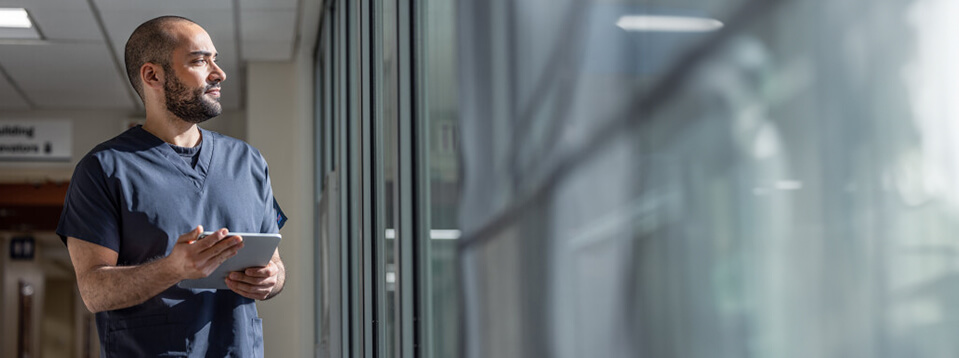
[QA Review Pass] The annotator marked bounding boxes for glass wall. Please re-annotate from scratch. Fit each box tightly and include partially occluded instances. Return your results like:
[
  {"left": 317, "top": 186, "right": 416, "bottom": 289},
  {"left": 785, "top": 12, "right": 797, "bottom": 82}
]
[
  {"left": 314, "top": 0, "right": 462, "bottom": 357},
  {"left": 456, "top": 0, "right": 959, "bottom": 357},
  {"left": 374, "top": 0, "right": 398, "bottom": 355},
  {"left": 416, "top": 0, "right": 461, "bottom": 357},
  {"left": 318, "top": 0, "right": 959, "bottom": 357}
]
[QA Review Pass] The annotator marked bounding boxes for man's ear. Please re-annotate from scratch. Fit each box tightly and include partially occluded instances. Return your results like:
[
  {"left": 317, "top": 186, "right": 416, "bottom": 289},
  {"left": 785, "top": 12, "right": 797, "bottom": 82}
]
[{"left": 140, "top": 63, "right": 164, "bottom": 91}]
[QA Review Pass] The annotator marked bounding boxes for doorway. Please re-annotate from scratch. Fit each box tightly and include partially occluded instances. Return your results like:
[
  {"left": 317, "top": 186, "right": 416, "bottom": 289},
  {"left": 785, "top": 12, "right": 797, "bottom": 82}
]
[{"left": 0, "top": 183, "right": 97, "bottom": 358}]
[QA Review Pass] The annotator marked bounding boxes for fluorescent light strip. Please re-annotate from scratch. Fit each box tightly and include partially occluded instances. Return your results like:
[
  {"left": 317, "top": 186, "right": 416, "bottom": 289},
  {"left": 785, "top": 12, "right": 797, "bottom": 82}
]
[
  {"left": 385, "top": 229, "right": 462, "bottom": 240},
  {"left": 774, "top": 180, "right": 803, "bottom": 190},
  {"left": 616, "top": 15, "right": 723, "bottom": 32},
  {"left": 430, "top": 230, "right": 462, "bottom": 240},
  {"left": 0, "top": 8, "right": 32, "bottom": 29}
]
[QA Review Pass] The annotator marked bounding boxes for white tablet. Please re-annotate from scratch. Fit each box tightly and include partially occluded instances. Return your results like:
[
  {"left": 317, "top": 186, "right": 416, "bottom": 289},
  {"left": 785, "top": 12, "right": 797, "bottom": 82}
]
[{"left": 178, "top": 232, "right": 282, "bottom": 290}]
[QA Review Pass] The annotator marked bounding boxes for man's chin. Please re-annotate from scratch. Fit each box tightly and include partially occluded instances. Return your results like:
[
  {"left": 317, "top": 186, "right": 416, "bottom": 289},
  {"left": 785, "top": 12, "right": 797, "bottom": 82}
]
[
  {"left": 176, "top": 107, "right": 220, "bottom": 124},
  {"left": 179, "top": 116, "right": 214, "bottom": 125},
  {"left": 204, "top": 98, "right": 222, "bottom": 110}
]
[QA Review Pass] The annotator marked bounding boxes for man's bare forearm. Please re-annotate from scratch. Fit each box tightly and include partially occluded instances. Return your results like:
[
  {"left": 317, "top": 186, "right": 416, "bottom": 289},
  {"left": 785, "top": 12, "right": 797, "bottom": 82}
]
[
  {"left": 69, "top": 229, "right": 243, "bottom": 312},
  {"left": 77, "top": 258, "right": 181, "bottom": 313}
]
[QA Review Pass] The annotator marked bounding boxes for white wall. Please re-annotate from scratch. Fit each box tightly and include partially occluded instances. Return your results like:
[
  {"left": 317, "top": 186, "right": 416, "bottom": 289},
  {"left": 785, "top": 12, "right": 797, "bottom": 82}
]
[
  {"left": 246, "top": 58, "right": 316, "bottom": 357},
  {"left": 244, "top": 1, "right": 321, "bottom": 356}
]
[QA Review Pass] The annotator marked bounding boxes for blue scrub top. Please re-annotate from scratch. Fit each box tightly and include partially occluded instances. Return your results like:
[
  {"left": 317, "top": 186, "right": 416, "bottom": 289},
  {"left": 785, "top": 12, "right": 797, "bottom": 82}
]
[{"left": 57, "top": 126, "right": 283, "bottom": 357}]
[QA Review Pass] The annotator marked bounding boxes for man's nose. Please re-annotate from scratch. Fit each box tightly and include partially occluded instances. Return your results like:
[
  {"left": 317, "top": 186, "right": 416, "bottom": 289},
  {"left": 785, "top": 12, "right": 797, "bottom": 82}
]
[{"left": 210, "top": 62, "right": 226, "bottom": 83}]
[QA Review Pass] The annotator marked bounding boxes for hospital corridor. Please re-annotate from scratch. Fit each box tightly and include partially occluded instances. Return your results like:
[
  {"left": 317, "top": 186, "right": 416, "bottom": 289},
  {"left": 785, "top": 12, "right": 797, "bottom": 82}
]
[{"left": 6, "top": 0, "right": 959, "bottom": 357}]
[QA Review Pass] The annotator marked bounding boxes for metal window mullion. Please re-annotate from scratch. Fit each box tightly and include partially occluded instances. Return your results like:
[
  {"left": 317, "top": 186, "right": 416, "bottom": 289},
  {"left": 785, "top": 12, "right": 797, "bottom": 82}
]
[
  {"left": 336, "top": 0, "right": 352, "bottom": 356},
  {"left": 395, "top": 0, "right": 416, "bottom": 357},
  {"left": 371, "top": 0, "right": 395, "bottom": 356},
  {"left": 359, "top": 0, "right": 376, "bottom": 356},
  {"left": 314, "top": 2, "right": 331, "bottom": 196},
  {"left": 324, "top": 12, "right": 335, "bottom": 179},
  {"left": 347, "top": 0, "right": 367, "bottom": 356},
  {"left": 411, "top": 0, "right": 433, "bottom": 356}
]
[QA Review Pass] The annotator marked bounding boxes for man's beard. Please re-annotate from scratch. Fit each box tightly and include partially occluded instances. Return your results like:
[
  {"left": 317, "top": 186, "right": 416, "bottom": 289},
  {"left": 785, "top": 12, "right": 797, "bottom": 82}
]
[{"left": 164, "top": 69, "right": 222, "bottom": 124}]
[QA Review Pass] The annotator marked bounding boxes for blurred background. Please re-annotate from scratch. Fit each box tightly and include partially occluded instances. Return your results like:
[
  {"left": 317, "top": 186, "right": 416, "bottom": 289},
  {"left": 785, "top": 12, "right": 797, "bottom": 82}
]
[
  {"left": 451, "top": 0, "right": 959, "bottom": 357},
  {"left": 5, "top": 0, "right": 959, "bottom": 357}
]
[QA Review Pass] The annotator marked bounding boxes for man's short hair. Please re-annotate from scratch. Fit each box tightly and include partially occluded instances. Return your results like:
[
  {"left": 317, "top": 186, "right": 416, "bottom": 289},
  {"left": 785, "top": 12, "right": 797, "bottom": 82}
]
[{"left": 124, "top": 16, "right": 197, "bottom": 100}]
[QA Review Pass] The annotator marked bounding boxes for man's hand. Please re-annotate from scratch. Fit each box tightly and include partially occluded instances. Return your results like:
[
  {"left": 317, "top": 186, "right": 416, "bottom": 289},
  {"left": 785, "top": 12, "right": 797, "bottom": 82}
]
[
  {"left": 167, "top": 226, "right": 244, "bottom": 279},
  {"left": 67, "top": 225, "right": 244, "bottom": 313},
  {"left": 225, "top": 249, "right": 285, "bottom": 300}
]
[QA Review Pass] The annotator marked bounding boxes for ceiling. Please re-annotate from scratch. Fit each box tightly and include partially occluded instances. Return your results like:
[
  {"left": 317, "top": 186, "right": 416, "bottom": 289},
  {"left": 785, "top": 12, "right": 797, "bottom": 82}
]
[{"left": 0, "top": 0, "right": 303, "bottom": 112}]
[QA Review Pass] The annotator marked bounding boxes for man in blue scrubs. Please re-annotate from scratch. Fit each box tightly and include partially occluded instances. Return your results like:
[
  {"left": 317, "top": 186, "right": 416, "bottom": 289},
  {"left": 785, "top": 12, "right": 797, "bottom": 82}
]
[{"left": 57, "top": 16, "right": 286, "bottom": 357}]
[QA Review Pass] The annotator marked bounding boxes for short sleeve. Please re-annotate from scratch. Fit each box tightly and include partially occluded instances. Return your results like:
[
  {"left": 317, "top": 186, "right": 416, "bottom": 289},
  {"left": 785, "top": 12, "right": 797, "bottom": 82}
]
[
  {"left": 56, "top": 154, "right": 121, "bottom": 252},
  {"left": 273, "top": 197, "right": 288, "bottom": 230},
  {"left": 257, "top": 154, "right": 283, "bottom": 234}
]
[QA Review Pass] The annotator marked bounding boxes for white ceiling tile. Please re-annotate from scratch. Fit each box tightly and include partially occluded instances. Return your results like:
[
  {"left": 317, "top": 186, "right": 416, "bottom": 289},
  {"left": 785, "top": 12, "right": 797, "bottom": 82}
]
[
  {"left": 240, "top": 9, "right": 296, "bottom": 42},
  {"left": 0, "top": 0, "right": 302, "bottom": 111},
  {"left": 0, "top": 0, "right": 90, "bottom": 11},
  {"left": 0, "top": 42, "right": 134, "bottom": 108},
  {"left": 30, "top": 8, "right": 102, "bottom": 41},
  {"left": 0, "top": 71, "right": 30, "bottom": 109},
  {"left": 240, "top": 0, "right": 297, "bottom": 10},
  {"left": 27, "top": 88, "right": 130, "bottom": 109},
  {"left": 158, "top": 11, "right": 236, "bottom": 41},
  {"left": 0, "top": 27, "right": 40, "bottom": 40},
  {"left": 242, "top": 41, "right": 294, "bottom": 61},
  {"left": 92, "top": 0, "right": 232, "bottom": 11}
]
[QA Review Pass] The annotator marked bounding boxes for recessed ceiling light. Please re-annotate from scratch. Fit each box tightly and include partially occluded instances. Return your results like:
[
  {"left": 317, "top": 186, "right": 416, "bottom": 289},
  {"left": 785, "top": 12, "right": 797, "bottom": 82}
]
[
  {"left": 616, "top": 15, "right": 723, "bottom": 32},
  {"left": 0, "top": 8, "right": 32, "bottom": 29}
]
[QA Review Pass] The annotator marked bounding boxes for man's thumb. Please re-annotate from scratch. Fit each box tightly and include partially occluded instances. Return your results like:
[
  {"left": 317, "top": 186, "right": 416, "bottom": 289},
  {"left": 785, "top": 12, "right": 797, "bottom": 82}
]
[{"left": 178, "top": 225, "right": 204, "bottom": 243}]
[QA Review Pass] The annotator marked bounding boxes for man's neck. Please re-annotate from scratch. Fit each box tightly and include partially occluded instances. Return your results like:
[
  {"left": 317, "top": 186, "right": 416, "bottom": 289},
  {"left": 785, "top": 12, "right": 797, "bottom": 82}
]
[{"left": 142, "top": 115, "right": 201, "bottom": 147}]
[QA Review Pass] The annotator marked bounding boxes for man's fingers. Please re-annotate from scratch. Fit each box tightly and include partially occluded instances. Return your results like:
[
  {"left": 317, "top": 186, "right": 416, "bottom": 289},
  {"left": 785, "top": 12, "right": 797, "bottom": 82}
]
[
  {"left": 176, "top": 226, "right": 204, "bottom": 243},
  {"left": 244, "top": 265, "right": 275, "bottom": 278},
  {"left": 171, "top": 227, "right": 247, "bottom": 279},
  {"left": 198, "top": 243, "right": 242, "bottom": 275},
  {"left": 214, "top": 240, "right": 243, "bottom": 263},
  {"left": 193, "top": 229, "right": 231, "bottom": 250},
  {"left": 229, "top": 271, "right": 274, "bottom": 285},
  {"left": 199, "top": 233, "right": 243, "bottom": 257},
  {"left": 226, "top": 278, "right": 272, "bottom": 299}
]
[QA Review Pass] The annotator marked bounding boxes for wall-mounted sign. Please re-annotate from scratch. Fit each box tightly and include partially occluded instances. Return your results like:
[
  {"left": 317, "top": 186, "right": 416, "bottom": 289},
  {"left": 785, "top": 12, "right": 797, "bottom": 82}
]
[
  {"left": 9, "top": 236, "right": 35, "bottom": 260},
  {"left": 0, "top": 120, "right": 71, "bottom": 161}
]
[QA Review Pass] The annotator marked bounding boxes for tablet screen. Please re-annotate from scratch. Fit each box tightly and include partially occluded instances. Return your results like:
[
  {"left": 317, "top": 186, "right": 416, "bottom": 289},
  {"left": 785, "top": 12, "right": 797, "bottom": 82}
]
[{"left": 178, "top": 232, "right": 282, "bottom": 290}]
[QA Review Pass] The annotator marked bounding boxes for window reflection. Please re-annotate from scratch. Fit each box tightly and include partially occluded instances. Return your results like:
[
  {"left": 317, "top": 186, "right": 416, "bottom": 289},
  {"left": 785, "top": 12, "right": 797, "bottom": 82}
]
[
  {"left": 375, "top": 0, "right": 398, "bottom": 355},
  {"left": 456, "top": 0, "right": 959, "bottom": 357},
  {"left": 418, "top": 0, "right": 462, "bottom": 357}
]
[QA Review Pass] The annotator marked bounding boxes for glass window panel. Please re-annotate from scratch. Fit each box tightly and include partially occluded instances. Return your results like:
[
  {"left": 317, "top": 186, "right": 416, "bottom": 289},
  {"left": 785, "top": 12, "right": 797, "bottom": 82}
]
[
  {"left": 417, "top": 0, "right": 462, "bottom": 357},
  {"left": 374, "top": 0, "right": 398, "bottom": 356},
  {"left": 455, "top": 0, "right": 959, "bottom": 357}
]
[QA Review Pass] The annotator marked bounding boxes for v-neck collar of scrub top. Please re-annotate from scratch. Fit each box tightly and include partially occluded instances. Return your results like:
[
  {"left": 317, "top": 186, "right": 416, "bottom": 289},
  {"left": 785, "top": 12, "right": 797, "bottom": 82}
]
[{"left": 133, "top": 125, "right": 216, "bottom": 191}]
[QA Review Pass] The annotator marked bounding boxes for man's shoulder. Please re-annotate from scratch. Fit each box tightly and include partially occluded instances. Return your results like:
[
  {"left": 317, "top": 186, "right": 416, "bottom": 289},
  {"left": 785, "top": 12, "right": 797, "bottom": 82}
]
[
  {"left": 67, "top": 127, "right": 154, "bottom": 179},
  {"left": 82, "top": 126, "right": 154, "bottom": 162},
  {"left": 206, "top": 129, "right": 248, "bottom": 149},
  {"left": 205, "top": 128, "right": 267, "bottom": 161}
]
